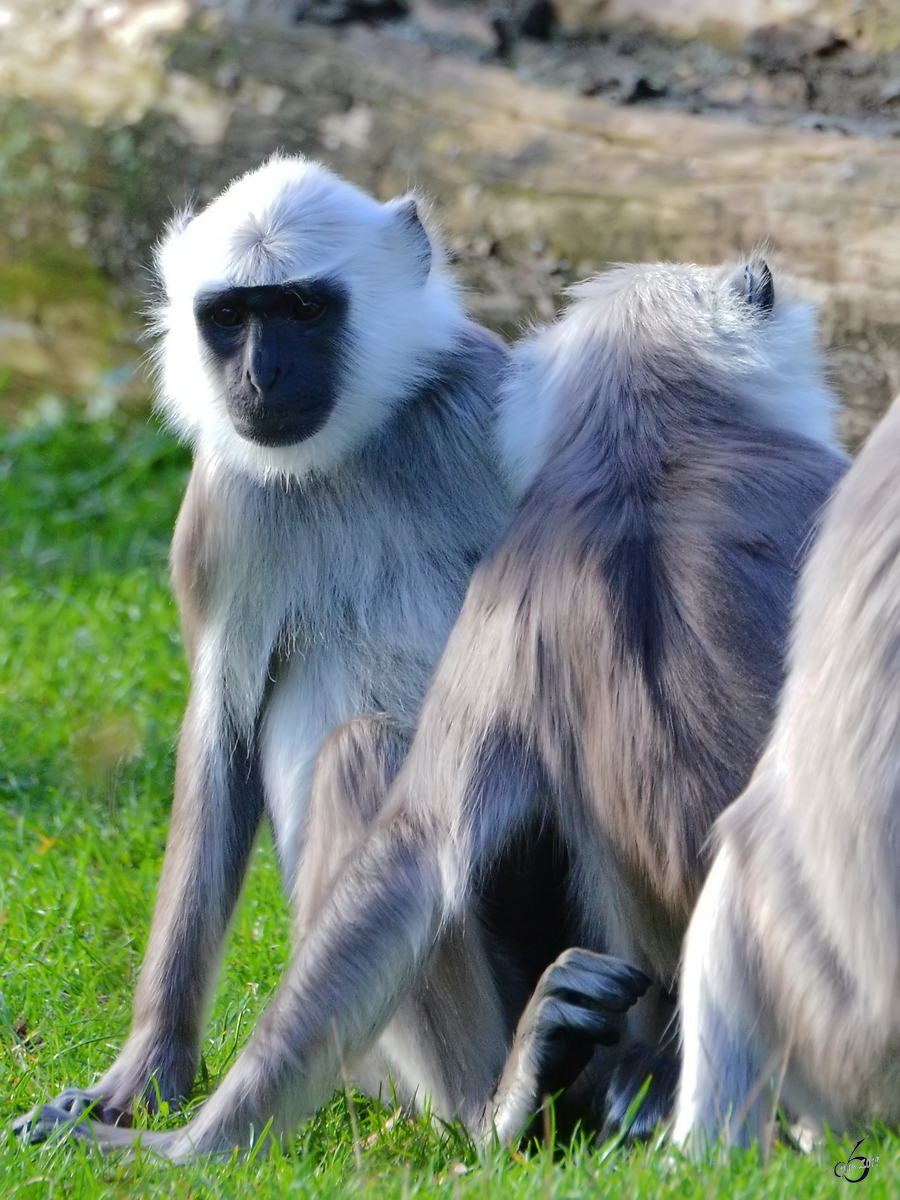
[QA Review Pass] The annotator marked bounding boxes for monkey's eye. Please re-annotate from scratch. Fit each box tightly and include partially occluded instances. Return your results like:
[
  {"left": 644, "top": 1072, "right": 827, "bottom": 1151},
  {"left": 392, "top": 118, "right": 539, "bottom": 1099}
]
[
  {"left": 210, "top": 306, "right": 244, "bottom": 328},
  {"left": 286, "top": 292, "right": 326, "bottom": 323}
]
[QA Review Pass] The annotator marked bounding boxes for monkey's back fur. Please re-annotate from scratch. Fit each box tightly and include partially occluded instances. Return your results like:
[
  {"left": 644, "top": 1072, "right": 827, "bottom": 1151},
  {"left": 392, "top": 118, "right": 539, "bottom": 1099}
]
[
  {"left": 484, "top": 421, "right": 837, "bottom": 952},
  {"left": 414, "top": 262, "right": 848, "bottom": 983}
]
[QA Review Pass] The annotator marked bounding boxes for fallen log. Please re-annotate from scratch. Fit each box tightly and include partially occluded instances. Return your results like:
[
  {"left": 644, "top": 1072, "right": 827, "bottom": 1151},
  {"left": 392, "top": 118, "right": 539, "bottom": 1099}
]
[{"left": 3, "top": 11, "right": 900, "bottom": 441}]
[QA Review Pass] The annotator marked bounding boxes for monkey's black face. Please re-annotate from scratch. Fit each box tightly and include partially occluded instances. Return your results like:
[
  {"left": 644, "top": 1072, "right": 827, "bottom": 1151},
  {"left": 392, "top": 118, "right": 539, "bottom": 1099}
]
[{"left": 195, "top": 280, "right": 349, "bottom": 446}]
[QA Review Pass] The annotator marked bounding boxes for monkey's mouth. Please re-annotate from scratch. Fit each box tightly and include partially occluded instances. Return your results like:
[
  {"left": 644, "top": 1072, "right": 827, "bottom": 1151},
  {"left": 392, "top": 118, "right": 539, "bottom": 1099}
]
[{"left": 226, "top": 397, "right": 335, "bottom": 447}]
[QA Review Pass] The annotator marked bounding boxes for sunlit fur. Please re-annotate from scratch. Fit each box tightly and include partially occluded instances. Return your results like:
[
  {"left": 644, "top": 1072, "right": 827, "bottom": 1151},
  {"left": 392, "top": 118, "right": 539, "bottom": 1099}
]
[
  {"left": 153, "top": 154, "right": 466, "bottom": 481},
  {"left": 674, "top": 393, "right": 900, "bottom": 1155},
  {"left": 497, "top": 262, "right": 840, "bottom": 499},
  {"left": 20, "top": 258, "right": 850, "bottom": 1161}
]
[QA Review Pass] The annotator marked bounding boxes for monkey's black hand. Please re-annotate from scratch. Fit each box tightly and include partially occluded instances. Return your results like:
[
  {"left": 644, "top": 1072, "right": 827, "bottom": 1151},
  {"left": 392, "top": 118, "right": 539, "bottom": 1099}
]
[
  {"left": 487, "top": 947, "right": 650, "bottom": 1143},
  {"left": 526, "top": 948, "right": 651, "bottom": 1097}
]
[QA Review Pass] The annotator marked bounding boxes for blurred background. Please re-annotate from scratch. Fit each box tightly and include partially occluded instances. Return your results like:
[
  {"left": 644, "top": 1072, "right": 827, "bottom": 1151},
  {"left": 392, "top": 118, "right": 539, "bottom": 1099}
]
[{"left": 2, "top": 0, "right": 900, "bottom": 443}]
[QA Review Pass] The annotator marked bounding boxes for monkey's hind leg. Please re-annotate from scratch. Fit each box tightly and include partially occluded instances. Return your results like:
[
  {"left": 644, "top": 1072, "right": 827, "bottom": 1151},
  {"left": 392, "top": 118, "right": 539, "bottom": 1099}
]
[
  {"left": 294, "top": 715, "right": 411, "bottom": 939},
  {"left": 673, "top": 846, "right": 776, "bottom": 1156},
  {"left": 295, "top": 716, "right": 514, "bottom": 1126},
  {"left": 307, "top": 722, "right": 651, "bottom": 1140}
]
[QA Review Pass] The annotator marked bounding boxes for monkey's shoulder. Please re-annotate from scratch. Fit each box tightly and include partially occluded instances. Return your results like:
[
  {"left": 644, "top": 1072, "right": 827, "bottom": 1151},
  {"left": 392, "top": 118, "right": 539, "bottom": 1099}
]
[
  {"left": 466, "top": 424, "right": 848, "bottom": 616},
  {"left": 406, "top": 321, "right": 510, "bottom": 435}
]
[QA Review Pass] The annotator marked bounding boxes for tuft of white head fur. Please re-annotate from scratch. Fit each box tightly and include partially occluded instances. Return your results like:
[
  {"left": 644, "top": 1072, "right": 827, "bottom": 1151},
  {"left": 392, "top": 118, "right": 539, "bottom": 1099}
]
[
  {"left": 152, "top": 154, "right": 467, "bottom": 481},
  {"left": 497, "top": 260, "right": 841, "bottom": 499}
]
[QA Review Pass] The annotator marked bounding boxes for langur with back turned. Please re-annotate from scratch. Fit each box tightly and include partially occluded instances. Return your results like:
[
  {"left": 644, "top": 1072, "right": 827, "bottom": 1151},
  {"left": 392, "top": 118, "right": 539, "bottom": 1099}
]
[{"left": 21, "top": 257, "right": 847, "bottom": 1158}]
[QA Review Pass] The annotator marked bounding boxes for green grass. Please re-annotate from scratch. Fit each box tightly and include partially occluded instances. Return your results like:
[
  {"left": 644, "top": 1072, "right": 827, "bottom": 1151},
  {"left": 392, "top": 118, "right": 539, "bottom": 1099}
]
[{"left": 0, "top": 411, "right": 897, "bottom": 1196}]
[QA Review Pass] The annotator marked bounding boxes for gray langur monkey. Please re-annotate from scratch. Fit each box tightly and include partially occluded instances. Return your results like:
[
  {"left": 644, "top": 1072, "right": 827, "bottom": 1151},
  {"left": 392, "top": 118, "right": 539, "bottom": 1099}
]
[
  {"left": 14, "top": 151, "right": 548, "bottom": 1136},
  {"left": 21, "top": 258, "right": 847, "bottom": 1160},
  {"left": 673, "top": 393, "right": 900, "bottom": 1155}
]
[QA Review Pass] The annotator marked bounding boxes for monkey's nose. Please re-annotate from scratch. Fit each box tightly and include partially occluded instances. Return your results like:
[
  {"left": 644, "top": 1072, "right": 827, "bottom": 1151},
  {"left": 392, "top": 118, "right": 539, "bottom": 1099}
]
[{"left": 247, "top": 344, "right": 282, "bottom": 395}]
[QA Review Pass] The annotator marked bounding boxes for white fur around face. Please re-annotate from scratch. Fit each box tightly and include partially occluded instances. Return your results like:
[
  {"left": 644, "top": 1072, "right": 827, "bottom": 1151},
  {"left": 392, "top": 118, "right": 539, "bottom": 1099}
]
[
  {"left": 153, "top": 155, "right": 467, "bottom": 482},
  {"left": 496, "top": 261, "right": 841, "bottom": 498}
]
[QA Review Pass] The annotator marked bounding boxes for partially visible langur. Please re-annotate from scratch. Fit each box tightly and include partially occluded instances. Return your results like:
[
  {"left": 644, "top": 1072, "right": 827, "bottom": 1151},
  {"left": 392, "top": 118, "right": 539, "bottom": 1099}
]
[
  {"left": 674, "top": 395, "right": 900, "bottom": 1155},
  {"left": 22, "top": 259, "right": 847, "bottom": 1159}
]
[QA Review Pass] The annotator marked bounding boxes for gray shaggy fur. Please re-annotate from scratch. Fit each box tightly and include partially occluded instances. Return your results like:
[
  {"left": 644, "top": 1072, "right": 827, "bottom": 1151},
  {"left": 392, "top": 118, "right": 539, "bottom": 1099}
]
[
  {"left": 675, "top": 393, "right": 900, "bottom": 1153},
  {"left": 21, "top": 259, "right": 847, "bottom": 1158}
]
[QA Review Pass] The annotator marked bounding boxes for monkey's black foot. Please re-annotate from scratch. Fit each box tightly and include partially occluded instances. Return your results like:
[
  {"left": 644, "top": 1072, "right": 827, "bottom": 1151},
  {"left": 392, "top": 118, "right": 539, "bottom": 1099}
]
[
  {"left": 12, "top": 1088, "right": 132, "bottom": 1144},
  {"left": 528, "top": 948, "right": 651, "bottom": 1098},
  {"left": 12, "top": 1101, "right": 178, "bottom": 1158},
  {"left": 12, "top": 1093, "right": 95, "bottom": 1145},
  {"left": 604, "top": 1044, "right": 678, "bottom": 1141}
]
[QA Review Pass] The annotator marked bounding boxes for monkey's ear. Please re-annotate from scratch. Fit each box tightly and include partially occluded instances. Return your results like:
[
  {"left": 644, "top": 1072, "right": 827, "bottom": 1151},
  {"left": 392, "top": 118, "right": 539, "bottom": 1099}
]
[
  {"left": 384, "top": 198, "right": 432, "bottom": 285},
  {"left": 736, "top": 258, "right": 775, "bottom": 315}
]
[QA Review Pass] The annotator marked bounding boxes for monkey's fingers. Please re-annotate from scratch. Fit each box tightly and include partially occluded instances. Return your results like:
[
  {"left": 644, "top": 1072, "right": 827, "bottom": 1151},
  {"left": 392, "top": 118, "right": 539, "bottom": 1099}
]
[
  {"left": 535, "top": 995, "right": 624, "bottom": 1048},
  {"left": 52, "top": 1088, "right": 96, "bottom": 1115},
  {"left": 528, "top": 995, "right": 618, "bottom": 1099},
  {"left": 537, "top": 948, "right": 651, "bottom": 1011},
  {"left": 11, "top": 1104, "right": 47, "bottom": 1145}
]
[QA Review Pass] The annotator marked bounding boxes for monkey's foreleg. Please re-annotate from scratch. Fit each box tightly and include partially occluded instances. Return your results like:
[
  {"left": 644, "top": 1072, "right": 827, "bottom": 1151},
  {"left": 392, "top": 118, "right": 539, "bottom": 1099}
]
[
  {"left": 20, "top": 817, "right": 441, "bottom": 1159},
  {"left": 485, "top": 948, "right": 651, "bottom": 1144},
  {"left": 17, "top": 696, "right": 265, "bottom": 1137},
  {"left": 672, "top": 846, "right": 775, "bottom": 1156},
  {"left": 137, "top": 808, "right": 448, "bottom": 1160}
]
